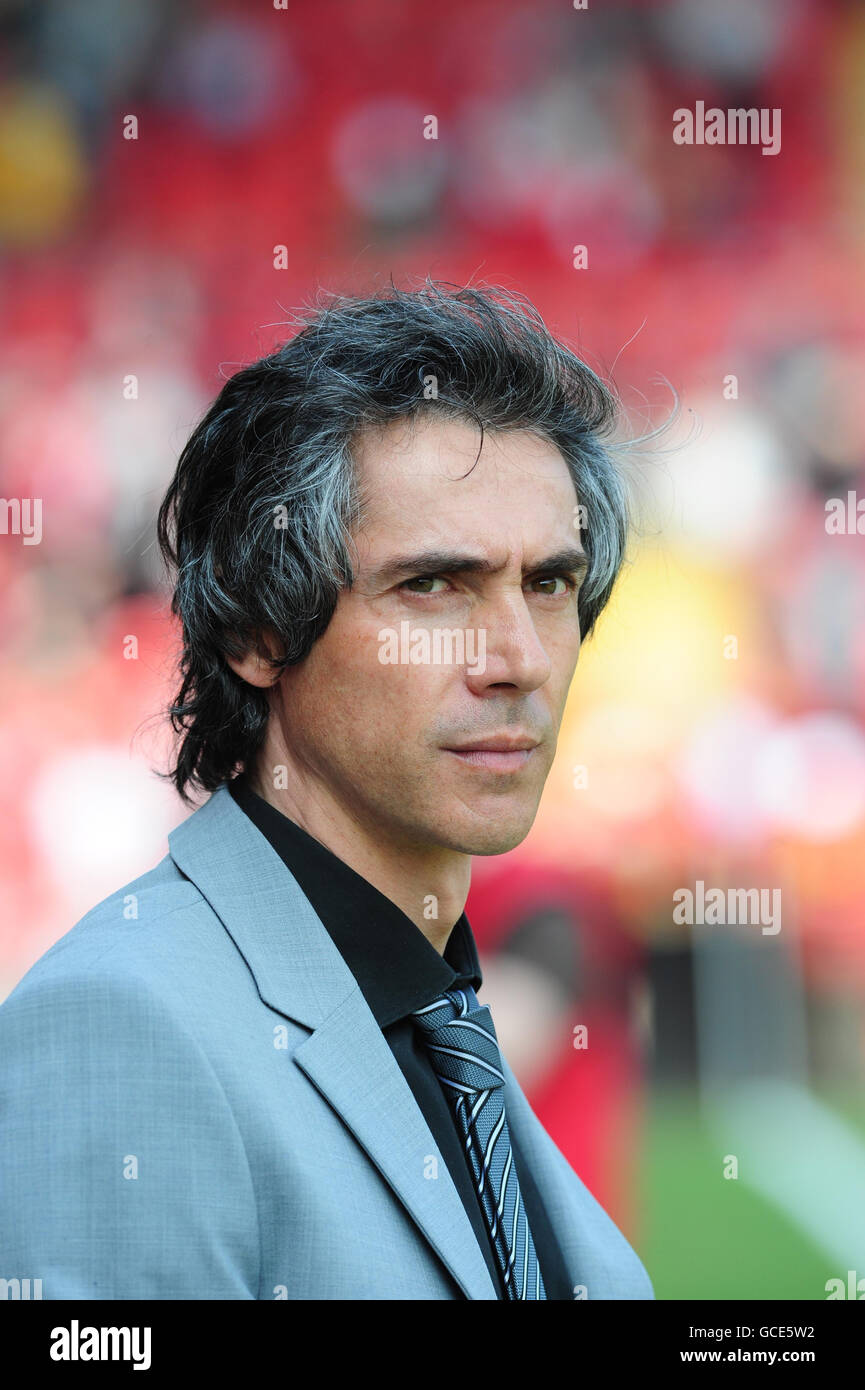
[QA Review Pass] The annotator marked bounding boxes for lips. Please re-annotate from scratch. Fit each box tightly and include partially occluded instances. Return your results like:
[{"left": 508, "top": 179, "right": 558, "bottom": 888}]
[
  {"left": 442, "top": 737, "right": 540, "bottom": 773},
  {"left": 444, "top": 737, "right": 540, "bottom": 753}
]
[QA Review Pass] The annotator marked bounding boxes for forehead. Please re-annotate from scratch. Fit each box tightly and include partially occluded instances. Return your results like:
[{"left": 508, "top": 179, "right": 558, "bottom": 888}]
[{"left": 350, "top": 413, "right": 578, "bottom": 550}]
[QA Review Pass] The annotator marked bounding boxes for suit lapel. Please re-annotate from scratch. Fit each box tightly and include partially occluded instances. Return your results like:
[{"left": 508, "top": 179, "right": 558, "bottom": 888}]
[
  {"left": 168, "top": 784, "right": 498, "bottom": 1300},
  {"left": 497, "top": 1052, "right": 581, "bottom": 1291},
  {"left": 293, "top": 993, "right": 498, "bottom": 1299}
]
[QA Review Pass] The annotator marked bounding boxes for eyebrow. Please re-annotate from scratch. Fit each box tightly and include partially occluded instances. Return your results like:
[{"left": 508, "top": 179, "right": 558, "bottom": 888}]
[{"left": 368, "top": 547, "right": 590, "bottom": 586}]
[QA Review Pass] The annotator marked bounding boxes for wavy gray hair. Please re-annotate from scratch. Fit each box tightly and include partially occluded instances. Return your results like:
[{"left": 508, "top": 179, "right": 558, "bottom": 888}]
[{"left": 157, "top": 277, "right": 630, "bottom": 802}]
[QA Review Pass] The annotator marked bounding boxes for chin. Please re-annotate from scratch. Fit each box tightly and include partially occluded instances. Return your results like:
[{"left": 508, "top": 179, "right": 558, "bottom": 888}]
[
  {"left": 442, "top": 810, "right": 539, "bottom": 857},
  {"left": 467, "top": 836, "right": 530, "bottom": 858}
]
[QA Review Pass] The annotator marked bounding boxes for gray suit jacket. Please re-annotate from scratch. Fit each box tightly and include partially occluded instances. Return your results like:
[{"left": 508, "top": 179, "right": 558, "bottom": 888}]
[{"left": 0, "top": 783, "right": 654, "bottom": 1300}]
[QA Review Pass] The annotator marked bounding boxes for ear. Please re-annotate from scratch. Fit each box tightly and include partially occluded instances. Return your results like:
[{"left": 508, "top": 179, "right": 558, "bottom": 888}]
[{"left": 224, "top": 630, "right": 284, "bottom": 689}]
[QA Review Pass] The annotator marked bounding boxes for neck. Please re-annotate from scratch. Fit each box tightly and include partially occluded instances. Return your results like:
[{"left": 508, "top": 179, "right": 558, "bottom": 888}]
[{"left": 247, "top": 749, "right": 471, "bottom": 956}]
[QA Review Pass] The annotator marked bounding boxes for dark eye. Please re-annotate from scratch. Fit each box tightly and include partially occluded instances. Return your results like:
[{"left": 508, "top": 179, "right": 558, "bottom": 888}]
[
  {"left": 531, "top": 575, "right": 576, "bottom": 595},
  {"left": 401, "top": 576, "right": 448, "bottom": 594}
]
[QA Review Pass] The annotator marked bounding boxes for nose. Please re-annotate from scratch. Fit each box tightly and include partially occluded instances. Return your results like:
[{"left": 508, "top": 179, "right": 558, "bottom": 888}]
[{"left": 464, "top": 589, "right": 554, "bottom": 696}]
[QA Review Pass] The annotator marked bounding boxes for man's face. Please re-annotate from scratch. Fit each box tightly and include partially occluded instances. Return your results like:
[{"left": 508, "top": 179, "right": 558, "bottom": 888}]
[{"left": 270, "top": 413, "right": 586, "bottom": 856}]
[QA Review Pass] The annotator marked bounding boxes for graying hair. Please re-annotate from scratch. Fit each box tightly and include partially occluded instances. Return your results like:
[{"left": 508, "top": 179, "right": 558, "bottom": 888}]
[{"left": 157, "top": 277, "right": 630, "bottom": 802}]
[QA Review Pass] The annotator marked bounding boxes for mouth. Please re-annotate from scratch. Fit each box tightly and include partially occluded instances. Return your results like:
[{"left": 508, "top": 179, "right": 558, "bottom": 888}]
[{"left": 442, "top": 738, "right": 540, "bottom": 774}]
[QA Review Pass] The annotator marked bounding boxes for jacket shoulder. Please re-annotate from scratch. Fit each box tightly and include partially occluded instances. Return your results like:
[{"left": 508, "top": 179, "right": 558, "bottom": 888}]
[
  {"left": 0, "top": 853, "right": 260, "bottom": 1299},
  {"left": 2, "top": 855, "right": 218, "bottom": 1008}
]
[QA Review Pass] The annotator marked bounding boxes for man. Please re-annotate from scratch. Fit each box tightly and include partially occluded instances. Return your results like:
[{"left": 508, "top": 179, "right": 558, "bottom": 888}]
[{"left": 0, "top": 280, "right": 652, "bottom": 1300}]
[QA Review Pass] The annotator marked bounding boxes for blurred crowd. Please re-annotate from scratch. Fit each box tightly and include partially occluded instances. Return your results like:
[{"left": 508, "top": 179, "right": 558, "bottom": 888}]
[{"left": 1, "top": 0, "right": 864, "bottom": 1286}]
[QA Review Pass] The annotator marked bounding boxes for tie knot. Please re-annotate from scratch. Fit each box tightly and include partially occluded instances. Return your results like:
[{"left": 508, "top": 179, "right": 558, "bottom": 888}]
[{"left": 411, "top": 987, "right": 505, "bottom": 1093}]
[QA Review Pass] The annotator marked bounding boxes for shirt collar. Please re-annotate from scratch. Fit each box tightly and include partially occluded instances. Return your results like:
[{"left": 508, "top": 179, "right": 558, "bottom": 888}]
[{"left": 228, "top": 776, "right": 483, "bottom": 1028}]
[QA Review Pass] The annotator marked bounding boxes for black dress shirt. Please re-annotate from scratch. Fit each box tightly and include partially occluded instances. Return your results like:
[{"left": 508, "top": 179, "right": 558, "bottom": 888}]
[{"left": 229, "top": 774, "right": 572, "bottom": 1300}]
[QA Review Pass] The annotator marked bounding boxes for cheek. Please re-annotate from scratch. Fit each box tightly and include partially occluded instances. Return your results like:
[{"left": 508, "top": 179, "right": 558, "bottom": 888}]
[
  {"left": 549, "top": 621, "right": 581, "bottom": 681},
  {"left": 298, "top": 621, "right": 449, "bottom": 744},
  {"left": 364, "top": 636, "right": 456, "bottom": 730}
]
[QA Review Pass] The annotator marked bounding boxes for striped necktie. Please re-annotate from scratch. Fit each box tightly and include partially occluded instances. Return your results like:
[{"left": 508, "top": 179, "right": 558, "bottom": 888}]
[{"left": 412, "top": 984, "right": 547, "bottom": 1300}]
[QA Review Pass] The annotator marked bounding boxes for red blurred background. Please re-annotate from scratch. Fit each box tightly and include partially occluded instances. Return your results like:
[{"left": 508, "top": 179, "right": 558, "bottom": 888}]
[{"left": 2, "top": 0, "right": 864, "bottom": 1298}]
